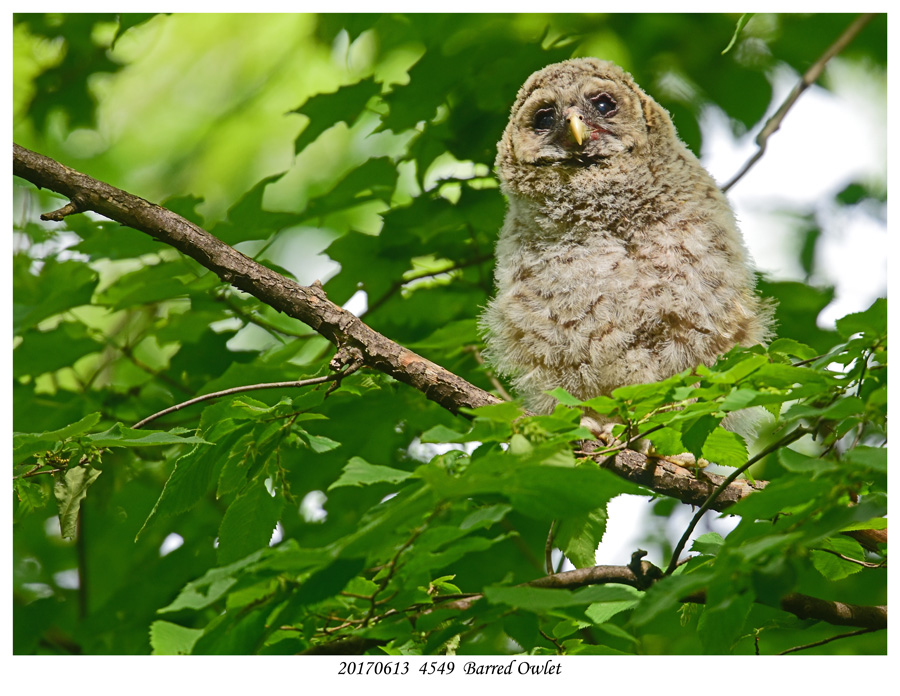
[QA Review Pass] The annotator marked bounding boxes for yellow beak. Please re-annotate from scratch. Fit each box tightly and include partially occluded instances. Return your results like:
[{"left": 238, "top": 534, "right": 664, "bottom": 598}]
[{"left": 568, "top": 112, "right": 589, "bottom": 146}]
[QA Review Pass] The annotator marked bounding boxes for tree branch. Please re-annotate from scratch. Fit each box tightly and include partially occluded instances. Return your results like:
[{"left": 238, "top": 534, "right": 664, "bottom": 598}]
[
  {"left": 13, "top": 143, "right": 499, "bottom": 417},
  {"left": 437, "top": 563, "right": 886, "bottom": 630},
  {"left": 12, "top": 143, "right": 782, "bottom": 511},
  {"left": 721, "top": 13, "right": 878, "bottom": 192}
]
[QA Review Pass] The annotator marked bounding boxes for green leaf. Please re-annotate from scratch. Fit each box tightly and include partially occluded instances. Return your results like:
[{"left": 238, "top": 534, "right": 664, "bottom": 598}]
[
  {"left": 545, "top": 387, "right": 584, "bottom": 407},
  {"left": 768, "top": 338, "right": 817, "bottom": 361},
  {"left": 721, "top": 13, "right": 754, "bottom": 54},
  {"left": 460, "top": 504, "right": 512, "bottom": 530},
  {"left": 632, "top": 569, "right": 713, "bottom": 627},
  {"left": 691, "top": 532, "right": 725, "bottom": 556},
  {"left": 811, "top": 536, "right": 866, "bottom": 581},
  {"left": 150, "top": 621, "right": 204, "bottom": 655},
  {"left": 727, "top": 476, "right": 830, "bottom": 520},
  {"left": 483, "top": 586, "right": 581, "bottom": 612},
  {"left": 293, "top": 78, "right": 381, "bottom": 154},
  {"left": 842, "top": 446, "right": 886, "bottom": 474},
  {"left": 835, "top": 298, "right": 886, "bottom": 338},
  {"left": 555, "top": 506, "right": 608, "bottom": 569},
  {"left": 328, "top": 456, "right": 414, "bottom": 490},
  {"left": 53, "top": 465, "right": 102, "bottom": 539},
  {"left": 681, "top": 415, "right": 722, "bottom": 458},
  {"left": 13, "top": 258, "right": 98, "bottom": 334},
  {"left": 420, "top": 424, "right": 467, "bottom": 443},
  {"left": 159, "top": 549, "right": 269, "bottom": 613},
  {"left": 295, "top": 557, "right": 367, "bottom": 606},
  {"left": 778, "top": 448, "right": 837, "bottom": 478},
  {"left": 86, "top": 423, "right": 210, "bottom": 448},
  {"left": 13, "top": 412, "right": 102, "bottom": 464},
  {"left": 138, "top": 427, "right": 248, "bottom": 538},
  {"left": 584, "top": 585, "right": 642, "bottom": 624},
  {"left": 697, "top": 590, "right": 753, "bottom": 654},
  {"left": 13, "top": 322, "right": 101, "bottom": 378},
  {"left": 701, "top": 427, "right": 747, "bottom": 469},
  {"left": 217, "top": 483, "right": 284, "bottom": 565},
  {"left": 503, "top": 612, "right": 540, "bottom": 650}
]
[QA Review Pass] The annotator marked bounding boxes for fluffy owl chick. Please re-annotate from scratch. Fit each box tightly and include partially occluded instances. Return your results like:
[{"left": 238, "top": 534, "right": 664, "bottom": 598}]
[{"left": 481, "top": 58, "right": 772, "bottom": 415}]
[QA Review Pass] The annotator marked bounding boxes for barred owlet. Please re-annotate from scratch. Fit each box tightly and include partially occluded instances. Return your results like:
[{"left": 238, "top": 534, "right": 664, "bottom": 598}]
[{"left": 481, "top": 58, "right": 772, "bottom": 415}]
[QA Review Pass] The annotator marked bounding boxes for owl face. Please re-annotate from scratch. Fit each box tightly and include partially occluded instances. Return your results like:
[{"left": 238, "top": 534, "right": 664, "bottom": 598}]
[{"left": 500, "top": 58, "right": 664, "bottom": 171}]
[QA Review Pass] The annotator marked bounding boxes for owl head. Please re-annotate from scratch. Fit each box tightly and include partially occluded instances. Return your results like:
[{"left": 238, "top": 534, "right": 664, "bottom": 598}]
[{"left": 496, "top": 58, "right": 678, "bottom": 180}]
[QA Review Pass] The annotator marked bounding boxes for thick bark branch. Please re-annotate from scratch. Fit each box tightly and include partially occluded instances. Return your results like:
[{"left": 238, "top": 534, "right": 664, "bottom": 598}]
[
  {"left": 13, "top": 143, "right": 498, "bottom": 416},
  {"left": 440, "top": 564, "right": 887, "bottom": 631}
]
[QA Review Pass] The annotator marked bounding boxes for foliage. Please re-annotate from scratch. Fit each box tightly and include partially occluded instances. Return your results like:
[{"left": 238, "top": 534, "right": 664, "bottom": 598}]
[{"left": 12, "top": 13, "right": 886, "bottom": 656}]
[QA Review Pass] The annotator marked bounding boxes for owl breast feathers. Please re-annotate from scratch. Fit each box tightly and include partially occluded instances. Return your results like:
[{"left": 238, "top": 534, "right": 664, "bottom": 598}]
[{"left": 481, "top": 58, "right": 773, "bottom": 414}]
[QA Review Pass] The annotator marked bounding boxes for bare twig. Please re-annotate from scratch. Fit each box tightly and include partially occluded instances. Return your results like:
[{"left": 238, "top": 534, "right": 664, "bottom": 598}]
[
  {"left": 545, "top": 520, "right": 557, "bottom": 575},
  {"left": 778, "top": 627, "right": 880, "bottom": 655},
  {"left": 465, "top": 345, "right": 513, "bottom": 402},
  {"left": 665, "top": 426, "right": 812, "bottom": 575},
  {"left": 722, "top": 13, "right": 877, "bottom": 192},
  {"left": 812, "top": 547, "right": 885, "bottom": 569},
  {"left": 363, "top": 254, "right": 491, "bottom": 318},
  {"left": 132, "top": 368, "right": 356, "bottom": 430}
]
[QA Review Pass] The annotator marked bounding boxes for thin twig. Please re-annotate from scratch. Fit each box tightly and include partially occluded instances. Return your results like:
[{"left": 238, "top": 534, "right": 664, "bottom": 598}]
[
  {"left": 722, "top": 13, "right": 877, "bottom": 192},
  {"left": 132, "top": 369, "right": 355, "bottom": 430},
  {"left": 545, "top": 520, "right": 557, "bottom": 575},
  {"left": 362, "top": 255, "right": 491, "bottom": 318},
  {"left": 812, "top": 547, "right": 885, "bottom": 569},
  {"left": 778, "top": 627, "right": 880, "bottom": 655},
  {"left": 538, "top": 628, "right": 565, "bottom": 654},
  {"left": 465, "top": 345, "right": 513, "bottom": 402},
  {"left": 665, "top": 426, "right": 812, "bottom": 575}
]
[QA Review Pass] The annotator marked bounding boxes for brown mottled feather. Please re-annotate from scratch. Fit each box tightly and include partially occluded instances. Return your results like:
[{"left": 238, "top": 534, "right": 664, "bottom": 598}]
[{"left": 481, "top": 58, "right": 773, "bottom": 414}]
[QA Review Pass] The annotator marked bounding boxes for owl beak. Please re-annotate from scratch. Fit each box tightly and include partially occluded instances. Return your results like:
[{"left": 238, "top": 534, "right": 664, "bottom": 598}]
[{"left": 565, "top": 108, "right": 589, "bottom": 146}]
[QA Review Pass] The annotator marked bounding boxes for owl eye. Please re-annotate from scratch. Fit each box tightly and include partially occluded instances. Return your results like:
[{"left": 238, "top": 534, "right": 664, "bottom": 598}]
[
  {"left": 533, "top": 108, "right": 555, "bottom": 131},
  {"left": 590, "top": 93, "right": 618, "bottom": 117}
]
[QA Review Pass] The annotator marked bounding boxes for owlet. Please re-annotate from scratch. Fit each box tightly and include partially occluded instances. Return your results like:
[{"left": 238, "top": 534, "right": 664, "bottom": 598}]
[{"left": 481, "top": 58, "right": 773, "bottom": 414}]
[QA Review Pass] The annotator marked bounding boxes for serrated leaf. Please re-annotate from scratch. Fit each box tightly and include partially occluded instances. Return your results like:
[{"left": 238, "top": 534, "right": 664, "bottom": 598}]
[
  {"left": 691, "top": 532, "right": 725, "bottom": 556},
  {"left": 701, "top": 427, "right": 747, "bottom": 469},
  {"left": 811, "top": 536, "right": 866, "bottom": 581},
  {"left": 138, "top": 427, "right": 248, "bottom": 539},
  {"left": 217, "top": 483, "right": 284, "bottom": 565},
  {"left": 681, "top": 415, "right": 722, "bottom": 458},
  {"left": 328, "top": 457, "right": 413, "bottom": 490},
  {"left": 293, "top": 79, "right": 382, "bottom": 154},
  {"left": 53, "top": 465, "right": 102, "bottom": 539},
  {"left": 555, "top": 507, "right": 608, "bottom": 569}
]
